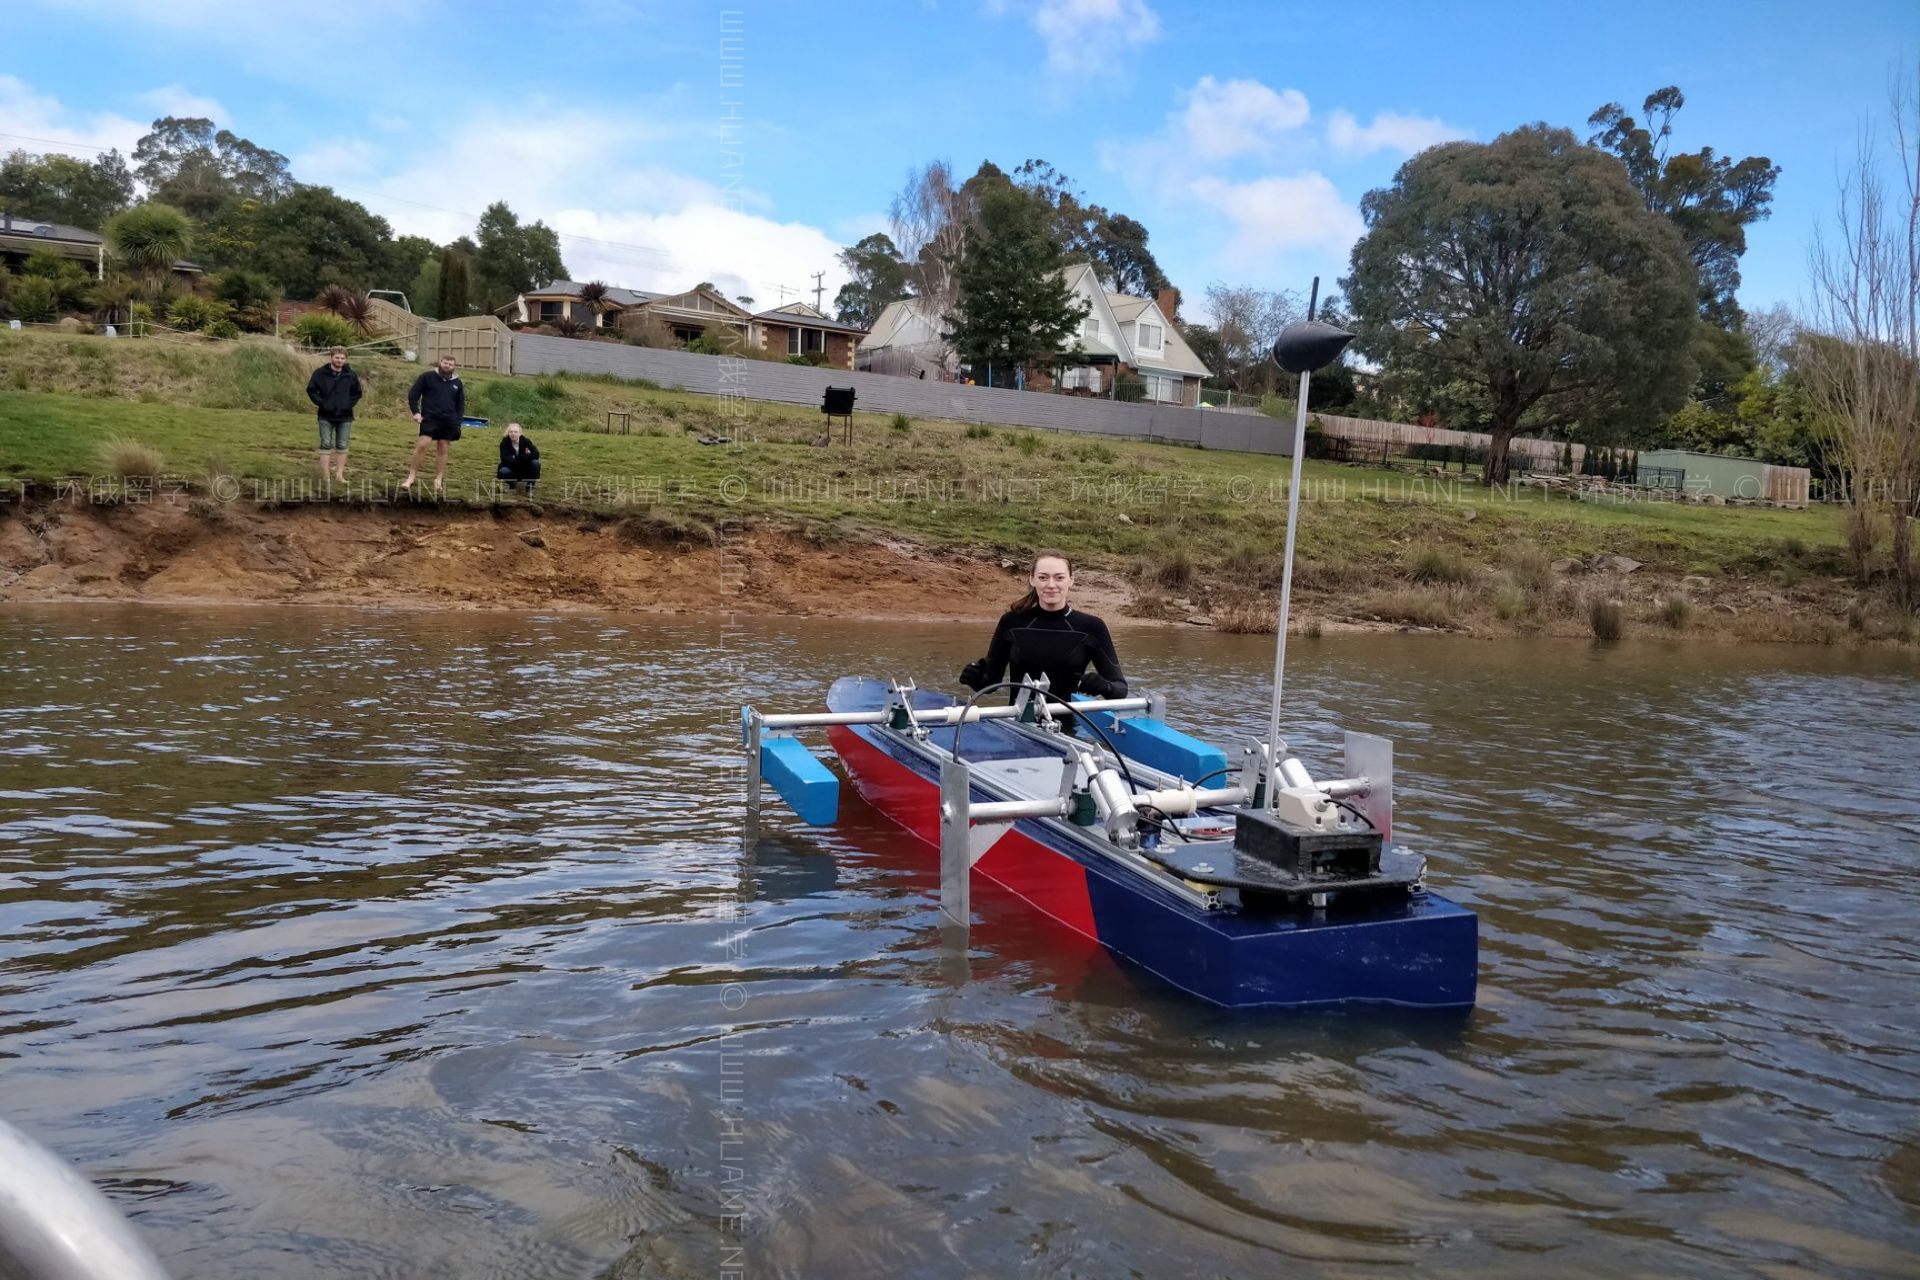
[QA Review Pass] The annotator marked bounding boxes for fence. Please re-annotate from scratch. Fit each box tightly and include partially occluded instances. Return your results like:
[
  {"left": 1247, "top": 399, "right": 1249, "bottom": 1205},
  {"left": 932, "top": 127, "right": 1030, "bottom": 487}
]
[
  {"left": 421, "top": 315, "right": 513, "bottom": 373},
  {"left": 1308, "top": 413, "right": 1585, "bottom": 474},
  {"left": 511, "top": 334, "right": 1295, "bottom": 453}
]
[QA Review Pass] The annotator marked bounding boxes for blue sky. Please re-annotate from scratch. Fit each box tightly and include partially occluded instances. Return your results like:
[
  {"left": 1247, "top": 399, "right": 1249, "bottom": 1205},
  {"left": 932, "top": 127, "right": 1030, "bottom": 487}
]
[{"left": 3, "top": 0, "right": 1913, "bottom": 319}]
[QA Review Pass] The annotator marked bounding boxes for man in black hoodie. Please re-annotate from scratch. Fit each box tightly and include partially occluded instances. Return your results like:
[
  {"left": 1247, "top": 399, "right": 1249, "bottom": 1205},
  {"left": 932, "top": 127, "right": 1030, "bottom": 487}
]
[
  {"left": 305, "top": 346, "right": 363, "bottom": 483},
  {"left": 402, "top": 354, "right": 466, "bottom": 495}
]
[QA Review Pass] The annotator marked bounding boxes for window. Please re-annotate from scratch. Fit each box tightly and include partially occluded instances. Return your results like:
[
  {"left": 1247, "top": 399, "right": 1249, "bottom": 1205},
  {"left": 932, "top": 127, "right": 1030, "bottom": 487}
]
[
  {"left": 787, "top": 327, "right": 800, "bottom": 355},
  {"left": 1137, "top": 322, "right": 1163, "bottom": 351},
  {"left": 538, "top": 301, "right": 563, "bottom": 323},
  {"left": 1082, "top": 318, "right": 1099, "bottom": 342},
  {"left": 803, "top": 328, "right": 825, "bottom": 354}
]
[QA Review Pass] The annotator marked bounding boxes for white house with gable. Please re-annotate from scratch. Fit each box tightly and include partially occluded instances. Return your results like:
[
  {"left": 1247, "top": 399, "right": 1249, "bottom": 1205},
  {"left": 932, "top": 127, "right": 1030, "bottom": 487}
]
[{"left": 857, "top": 262, "right": 1210, "bottom": 402}]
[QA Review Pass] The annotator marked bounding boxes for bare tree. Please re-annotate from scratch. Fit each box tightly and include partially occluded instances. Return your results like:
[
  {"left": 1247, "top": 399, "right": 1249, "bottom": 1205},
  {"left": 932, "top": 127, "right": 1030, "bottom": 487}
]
[
  {"left": 1805, "top": 65, "right": 1920, "bottom": 605},
  {"left": 888, "top": 161, "right": 973, "bottom": 336},
  {"left": 1203, "top": 283, "right": 1303, "bottom": 393},
  {"left": 1744, "top": 302, "right": 1798, "bottom": 374}
]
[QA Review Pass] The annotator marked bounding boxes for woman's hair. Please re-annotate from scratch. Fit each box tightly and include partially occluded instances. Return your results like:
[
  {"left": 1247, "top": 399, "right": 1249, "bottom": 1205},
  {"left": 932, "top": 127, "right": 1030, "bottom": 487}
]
[{"left": 1009, "top": 550, "right": 1073, "bottom": 612}]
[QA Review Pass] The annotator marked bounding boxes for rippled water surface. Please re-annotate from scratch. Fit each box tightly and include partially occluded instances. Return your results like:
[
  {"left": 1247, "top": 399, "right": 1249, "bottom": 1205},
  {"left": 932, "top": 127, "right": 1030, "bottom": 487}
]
[{"left": 2, "top": 605, "right": 1918, "bottom": 1279}]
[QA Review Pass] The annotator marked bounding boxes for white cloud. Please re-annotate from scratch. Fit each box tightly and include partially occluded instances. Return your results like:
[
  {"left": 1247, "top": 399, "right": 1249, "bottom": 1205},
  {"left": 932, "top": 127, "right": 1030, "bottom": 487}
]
[
  {"left": 135, "top": 85, "right": 227, "bottom": 123},
  {"left": 1326, "top": 109, "right": 1470, "bottom": 157},
  {"left": 1190, "top": 173, "right": 1366, "bottom": 264},
  {"left": 294, "top": 112, "right": 851, "bottom": 304},
  {"left": 1028, "top": 0, "right": 1160, "bottom": 75},
  {"left": 0, "top": 74, "right": 145, "bottom": 157},
  {"left": 1179, "top": 76, "right": 1309, "bottom": 160}
]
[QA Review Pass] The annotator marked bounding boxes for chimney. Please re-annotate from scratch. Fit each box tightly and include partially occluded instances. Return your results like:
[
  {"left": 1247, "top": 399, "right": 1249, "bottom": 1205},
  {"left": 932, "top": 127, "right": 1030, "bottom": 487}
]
[{"left": 1155, "top": 286, "right": 1178, "bottom": 319}]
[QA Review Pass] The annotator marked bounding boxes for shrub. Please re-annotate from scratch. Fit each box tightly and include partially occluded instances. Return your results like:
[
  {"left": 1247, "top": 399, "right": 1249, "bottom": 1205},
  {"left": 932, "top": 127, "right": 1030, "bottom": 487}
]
[
  {"left": 1148, "top": 549, "right": 1195, "bottom": 590},
  {"left": 9, "top": 275, "right": 58, "bottom": 322},
  {"left": 1589, "top": 596, "right": 1626, "bottom": 642},
  {"left": 1360, "top": 590, "right": 1457, "bottom": 629},
  {"left": 471, "top": 376, "right": 577, "bottom": 431},
  {"left": 1014, "top": 431, "right": 1041, "bottom": 456},
  {"left": 166, "top": 294, "right": 223, "bottom": 331},
  {"left": 1492, "top": 580, "right": 1529, "bottom": 620},
  {"left": 1407, "top": 546, "right": 1474, "bottom": 586},
  {"left": 291, "top": 312, "right": 357, "bottom": 349},
  {"left": 1658, "top": 594, "right": 1692, "bottom": 630},
  {"left": 964, "top": 424, "right": 993, "bottom": 440},
  {"left": 205, "top": 318, "right": 241, "bottom": 340},
  {"left": 1211, "top": 597, "right": 1275, "bottom": 634},
  {"left": 890, "top": 412, "right": 911, "bottom": 434},
  {"left": 1506, "top": 544, "right": 1555, "bottom": 596},
  {"left": 98, "top": 437, "right": 166, "bottom": 481},
  {"left": 212, "top": 344, "right": 306, "bottom": 412},
  {"left": 210, "top": 270, "right": 280, "bottom": 313},
  {"left": 1847, "top": 599, "right": 1870, "bottom": 632}
]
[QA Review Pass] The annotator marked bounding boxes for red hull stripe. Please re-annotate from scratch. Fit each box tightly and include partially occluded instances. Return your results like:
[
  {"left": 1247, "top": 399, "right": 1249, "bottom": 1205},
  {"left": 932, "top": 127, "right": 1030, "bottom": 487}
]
[{"left": 828, "top": 725, "right": 1099, "bottom": 938}]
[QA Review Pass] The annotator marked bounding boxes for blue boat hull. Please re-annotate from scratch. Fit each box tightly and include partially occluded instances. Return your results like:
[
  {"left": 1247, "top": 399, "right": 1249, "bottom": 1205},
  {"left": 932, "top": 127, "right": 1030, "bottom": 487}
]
[{"left": 824, "top": 678, "right": 1478, "bottom": 1010}]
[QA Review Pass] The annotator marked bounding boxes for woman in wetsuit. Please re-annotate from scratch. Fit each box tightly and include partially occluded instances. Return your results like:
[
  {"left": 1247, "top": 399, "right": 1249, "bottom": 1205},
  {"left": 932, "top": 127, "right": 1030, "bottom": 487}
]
[{"left": 959, "top": 552, "right": 1128, "bottom": 705}]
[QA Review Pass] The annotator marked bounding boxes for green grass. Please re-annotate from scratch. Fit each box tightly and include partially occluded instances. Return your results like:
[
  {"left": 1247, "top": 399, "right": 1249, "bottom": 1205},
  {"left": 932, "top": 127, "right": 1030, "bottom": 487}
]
[{"left": 0, "top": 329, "right": 1856, "bottom": 597}]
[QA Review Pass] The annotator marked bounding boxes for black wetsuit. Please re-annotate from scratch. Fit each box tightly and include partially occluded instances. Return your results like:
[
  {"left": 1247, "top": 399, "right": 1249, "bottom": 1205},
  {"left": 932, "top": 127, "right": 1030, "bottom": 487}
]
[{"left": 962, "top": 605, "right": 1127, "bottom": 703}]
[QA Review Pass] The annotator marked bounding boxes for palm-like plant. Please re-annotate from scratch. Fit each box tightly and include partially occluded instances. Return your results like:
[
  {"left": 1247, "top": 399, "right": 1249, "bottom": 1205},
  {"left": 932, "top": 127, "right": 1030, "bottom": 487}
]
[
  {"left": 317, "top": 284, "right": 376, "bottom": 338},
  {"left": 577, "top": 280, "right": 610, "bottom": 328},
  {"left": 104, "top": 203, "right": 193, "bottom": 298},
  {"left": 552, "top": 316, "right": 588, "bottom": 339}
]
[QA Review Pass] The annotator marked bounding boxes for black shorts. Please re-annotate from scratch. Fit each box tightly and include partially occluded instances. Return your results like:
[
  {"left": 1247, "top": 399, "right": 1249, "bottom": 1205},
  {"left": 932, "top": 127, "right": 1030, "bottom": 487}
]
[{"left": 420, "top": 419, "right": 462, "bottom": 442}]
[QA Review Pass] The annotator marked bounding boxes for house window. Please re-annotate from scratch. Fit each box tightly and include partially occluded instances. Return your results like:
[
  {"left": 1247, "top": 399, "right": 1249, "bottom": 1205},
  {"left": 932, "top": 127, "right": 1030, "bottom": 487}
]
[
  {"left": 1137, "top": 322, "right": 1163, "bottom": 351},
  {"left": 787, "top": 327, "right": 800, "bottom": 355},
  {"left": 803, "top": 328, "right": 825, "bottom": 354},
  {"left": 1082, "top": 318, "right": 1099, "bottom": 342},
  {"left": 538, "top": 300, "right": 563, "bottom": 323}
]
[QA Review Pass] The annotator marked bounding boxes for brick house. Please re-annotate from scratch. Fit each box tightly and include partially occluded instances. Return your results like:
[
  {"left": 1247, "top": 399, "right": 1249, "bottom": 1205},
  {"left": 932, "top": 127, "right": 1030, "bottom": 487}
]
[{"left": 751, "top": 302, "right": 867, "bottom": 370}]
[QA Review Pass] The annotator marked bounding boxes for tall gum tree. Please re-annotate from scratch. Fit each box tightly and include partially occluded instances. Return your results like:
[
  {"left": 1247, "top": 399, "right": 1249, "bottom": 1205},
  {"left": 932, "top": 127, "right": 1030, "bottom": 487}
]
[{"left": 1343, "top": 125, "right": 1700, "bottom": 484}]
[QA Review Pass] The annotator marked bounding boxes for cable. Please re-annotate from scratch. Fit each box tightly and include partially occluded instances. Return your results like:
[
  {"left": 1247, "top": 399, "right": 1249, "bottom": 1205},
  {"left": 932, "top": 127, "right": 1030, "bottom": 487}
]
[{"left": 947, "top": 680, "right": 1138, "bottom": 795}]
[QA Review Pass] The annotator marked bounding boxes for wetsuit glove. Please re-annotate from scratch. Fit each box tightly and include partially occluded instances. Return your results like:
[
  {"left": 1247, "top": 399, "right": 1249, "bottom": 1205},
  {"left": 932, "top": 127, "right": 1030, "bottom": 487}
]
[
  {"left": 1078, "top": 674, "right": 1127, "bottom": 699},
  {"left": 958, "top": 659, "right": 990, "bottom": 691}
]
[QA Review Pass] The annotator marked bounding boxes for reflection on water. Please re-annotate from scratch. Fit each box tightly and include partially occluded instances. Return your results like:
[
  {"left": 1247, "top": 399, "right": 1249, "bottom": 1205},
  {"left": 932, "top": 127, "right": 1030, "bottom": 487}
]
[{"left": 2, "top": 606, "right": 1917, "bottom": 1279}]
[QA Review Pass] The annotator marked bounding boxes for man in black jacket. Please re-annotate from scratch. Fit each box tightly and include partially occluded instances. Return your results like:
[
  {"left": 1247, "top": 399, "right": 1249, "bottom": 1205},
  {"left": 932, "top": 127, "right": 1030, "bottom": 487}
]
[
  {"left": 305, "top": 346, "right": 363, "bottom": 483},
  {"left": 402, "top": 354, "right": 466, "bottom": 495}
]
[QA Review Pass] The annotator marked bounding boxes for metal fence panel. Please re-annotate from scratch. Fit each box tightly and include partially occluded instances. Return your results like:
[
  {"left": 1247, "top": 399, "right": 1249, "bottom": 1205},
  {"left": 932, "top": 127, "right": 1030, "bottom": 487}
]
[{"left": 510, "top": 334, "right": 1277, "bottom": 452}]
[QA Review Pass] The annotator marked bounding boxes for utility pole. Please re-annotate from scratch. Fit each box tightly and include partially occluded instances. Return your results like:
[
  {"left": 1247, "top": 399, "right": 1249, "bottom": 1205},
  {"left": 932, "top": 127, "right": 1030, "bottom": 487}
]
[{"left": 810, "top": 271, "right": 825, "bottom": 312}]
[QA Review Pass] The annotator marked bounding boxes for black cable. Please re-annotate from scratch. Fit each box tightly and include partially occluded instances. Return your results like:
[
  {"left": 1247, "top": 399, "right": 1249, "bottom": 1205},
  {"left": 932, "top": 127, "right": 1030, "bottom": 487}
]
[
  {"left": 1328, "top": 796, "right": 1377, "bottom": 829},
  {"left": 948, "top": 680, "right": 1137, "bottom": 795}
]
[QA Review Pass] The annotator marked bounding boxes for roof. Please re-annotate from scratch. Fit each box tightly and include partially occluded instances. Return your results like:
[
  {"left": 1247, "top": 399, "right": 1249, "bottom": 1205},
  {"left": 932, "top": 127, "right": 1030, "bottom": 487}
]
[
  {"left": 0, "top": 214, "right": 102, "bottom": 245},
  {"left": 1057, "top": 263, "right": 1210, "bottom": 378},
  {"left": 520, "top": 279, "right": 663, "bottom": 307},
  {"left": 752, "top": 301, "right": 869, "bottom": 335}
]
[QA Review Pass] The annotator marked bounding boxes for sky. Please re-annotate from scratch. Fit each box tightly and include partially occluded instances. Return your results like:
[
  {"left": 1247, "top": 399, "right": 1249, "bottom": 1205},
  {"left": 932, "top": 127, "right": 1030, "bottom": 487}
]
[{"left": 3, "top": 0, "right": 1914, "bottom": 320}]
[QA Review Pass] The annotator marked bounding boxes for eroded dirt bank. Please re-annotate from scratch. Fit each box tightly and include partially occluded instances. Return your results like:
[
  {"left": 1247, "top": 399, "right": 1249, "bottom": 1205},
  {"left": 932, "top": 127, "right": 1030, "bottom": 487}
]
[{"left": 0, "top": 496, "right": 1118, "bottom": 621}]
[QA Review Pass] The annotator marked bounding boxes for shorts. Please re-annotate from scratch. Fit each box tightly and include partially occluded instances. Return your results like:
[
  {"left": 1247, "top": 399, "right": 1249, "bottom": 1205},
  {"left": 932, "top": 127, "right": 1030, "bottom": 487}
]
[
  {"left": 419, "top": 419, "right": 462, "bottom": 442},
  {"left": 317, "top": 418, "right": 353, "bottom": 451}
]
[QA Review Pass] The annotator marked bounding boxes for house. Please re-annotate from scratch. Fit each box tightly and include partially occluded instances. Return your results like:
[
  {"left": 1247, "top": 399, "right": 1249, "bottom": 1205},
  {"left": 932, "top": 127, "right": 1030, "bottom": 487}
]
[
  {"left": 497, "top": 279, "right": 661, "bottom": 328},
  {"left": 0, "top": 211, "right": 203, "bottom": 281},
  {"left": 1053, "top": 263, "right": 1209, "bottom": 405},
  {"left": 499, "top": 281, "right": 758, "bottom": 348},
  {"left": 751, "top": 302, "right": 867, "bottom": 370},
  {"left": 855, "top": 264, "right": 1211, "bottom": 403},
  {"left": 856, "top": 297, "right": 954, "bottom": 378}
]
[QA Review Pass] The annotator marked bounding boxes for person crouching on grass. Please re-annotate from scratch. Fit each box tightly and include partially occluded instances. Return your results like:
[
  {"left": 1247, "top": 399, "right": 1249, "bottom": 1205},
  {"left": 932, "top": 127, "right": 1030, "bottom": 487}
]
[
  {"left": 497, "top": 422, "right": 541, "bottom": 494},
  {"left": 306, "top": 345, "right": 363, "bottom": 485},
  {"left": 402, "top": 354, "right": 465, "bottom": 496}
]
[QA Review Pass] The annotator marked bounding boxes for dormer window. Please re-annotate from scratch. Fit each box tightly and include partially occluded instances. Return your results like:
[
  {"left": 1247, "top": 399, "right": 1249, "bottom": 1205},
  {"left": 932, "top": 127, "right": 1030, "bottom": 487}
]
[
  {"left": 1082, "top": 318, "right": 1099, "bottom": 341},
  {"left": 1136, "top": 321, "right": 1163, "bottom": 351}
]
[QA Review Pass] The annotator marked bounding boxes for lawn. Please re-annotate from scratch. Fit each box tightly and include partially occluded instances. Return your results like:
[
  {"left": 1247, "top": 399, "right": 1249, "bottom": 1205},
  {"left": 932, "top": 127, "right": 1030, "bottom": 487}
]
[{"left": 0, "top": 328, "right": 1852, "bottom": 599}]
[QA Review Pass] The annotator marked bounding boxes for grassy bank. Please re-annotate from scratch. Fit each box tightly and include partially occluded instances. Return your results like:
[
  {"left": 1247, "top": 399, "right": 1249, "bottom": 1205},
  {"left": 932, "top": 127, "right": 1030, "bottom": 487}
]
[{"left": 0, "top": 328, "right": 1903, "bottom": 644}]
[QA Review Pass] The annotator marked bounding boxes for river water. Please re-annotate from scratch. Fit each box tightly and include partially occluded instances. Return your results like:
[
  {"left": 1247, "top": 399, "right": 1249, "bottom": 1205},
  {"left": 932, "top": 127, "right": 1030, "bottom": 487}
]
[{"left": 1, "top": 605, "right": 1916, "bottom": 1280}]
